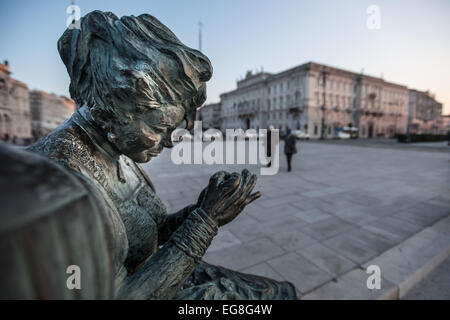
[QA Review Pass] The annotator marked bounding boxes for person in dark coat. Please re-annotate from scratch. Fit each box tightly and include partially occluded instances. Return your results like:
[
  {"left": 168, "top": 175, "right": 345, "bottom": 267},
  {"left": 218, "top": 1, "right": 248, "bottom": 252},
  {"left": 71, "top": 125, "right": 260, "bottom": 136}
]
[
  {"left": 265, "top": 125, "right": 274, "bottom": 167},
  {"left": 284, "top": 128, "right": 297, "bottom": 172}
]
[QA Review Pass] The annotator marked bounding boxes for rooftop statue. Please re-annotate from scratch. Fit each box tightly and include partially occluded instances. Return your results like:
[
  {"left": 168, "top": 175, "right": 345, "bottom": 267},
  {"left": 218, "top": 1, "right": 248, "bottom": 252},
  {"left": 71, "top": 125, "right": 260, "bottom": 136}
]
[{"left": 0, "top": 11, "right": 299, "bottom": 299}]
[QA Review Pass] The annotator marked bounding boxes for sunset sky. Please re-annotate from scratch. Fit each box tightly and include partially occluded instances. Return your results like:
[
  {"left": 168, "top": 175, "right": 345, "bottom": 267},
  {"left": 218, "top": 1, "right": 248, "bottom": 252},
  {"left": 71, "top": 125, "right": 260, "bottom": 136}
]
[{"left": 1, "top": 0, "right": 449, "bottom": 114}]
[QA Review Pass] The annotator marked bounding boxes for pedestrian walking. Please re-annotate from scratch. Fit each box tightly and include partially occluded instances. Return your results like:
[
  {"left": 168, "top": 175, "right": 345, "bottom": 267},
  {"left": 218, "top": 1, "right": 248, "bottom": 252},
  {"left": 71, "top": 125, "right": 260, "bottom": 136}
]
[
  {"left": 284, "top": 128, "right": 297, "bottom": 172},
  {"left": 265, "top": 125, "right": 274, "bottom": 167}
]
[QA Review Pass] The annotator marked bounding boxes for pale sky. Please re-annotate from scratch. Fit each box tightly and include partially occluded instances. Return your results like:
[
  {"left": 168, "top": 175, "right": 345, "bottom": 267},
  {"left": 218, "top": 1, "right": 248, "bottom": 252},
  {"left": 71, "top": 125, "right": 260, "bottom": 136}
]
[{"left": 1, "top": 0, "right": 449, "bottom": 114}]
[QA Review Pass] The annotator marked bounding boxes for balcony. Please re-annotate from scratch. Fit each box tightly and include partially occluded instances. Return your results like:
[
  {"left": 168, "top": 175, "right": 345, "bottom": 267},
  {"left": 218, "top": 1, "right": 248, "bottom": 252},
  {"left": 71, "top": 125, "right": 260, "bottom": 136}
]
[{"left": 288, "top": 105, "right": 304, "bottom": 118}]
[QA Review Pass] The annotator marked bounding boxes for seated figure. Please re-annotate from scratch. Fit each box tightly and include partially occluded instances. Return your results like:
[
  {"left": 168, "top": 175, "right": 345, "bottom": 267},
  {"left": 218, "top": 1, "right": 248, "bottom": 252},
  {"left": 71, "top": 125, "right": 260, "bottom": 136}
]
[{"left": 0, "top": 11, "right": 299, "bottom": 300}]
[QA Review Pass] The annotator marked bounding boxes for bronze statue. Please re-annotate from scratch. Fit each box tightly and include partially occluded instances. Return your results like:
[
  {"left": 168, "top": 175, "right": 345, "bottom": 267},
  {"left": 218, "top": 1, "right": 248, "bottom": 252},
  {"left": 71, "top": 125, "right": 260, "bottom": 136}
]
[{"left": 0, "top": 11, "right": 299, "bottom": 300}]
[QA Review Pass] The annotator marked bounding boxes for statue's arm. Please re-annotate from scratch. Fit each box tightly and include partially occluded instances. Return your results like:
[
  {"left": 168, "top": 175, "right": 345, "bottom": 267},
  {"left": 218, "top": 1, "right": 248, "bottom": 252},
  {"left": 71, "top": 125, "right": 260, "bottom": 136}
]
[
  {"left": 116, "top": 207, "right": 217, "bottom": 300},
  {"left": 157, "top": 204, "right": 197, "bottom": 245}
]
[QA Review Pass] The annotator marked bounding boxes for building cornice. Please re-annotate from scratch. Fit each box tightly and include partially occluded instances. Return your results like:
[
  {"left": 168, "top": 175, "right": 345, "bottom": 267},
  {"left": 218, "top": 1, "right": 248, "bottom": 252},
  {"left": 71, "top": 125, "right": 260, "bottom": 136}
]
[{"left": 221, "top": 61, "right": 411, "bottom": 100}]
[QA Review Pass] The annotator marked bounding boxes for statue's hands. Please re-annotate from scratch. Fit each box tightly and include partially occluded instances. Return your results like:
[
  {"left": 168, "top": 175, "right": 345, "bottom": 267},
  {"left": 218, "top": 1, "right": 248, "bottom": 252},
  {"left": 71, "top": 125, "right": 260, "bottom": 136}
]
[{"left": 197, "top": 169, "right": 261, "bottom": 227}]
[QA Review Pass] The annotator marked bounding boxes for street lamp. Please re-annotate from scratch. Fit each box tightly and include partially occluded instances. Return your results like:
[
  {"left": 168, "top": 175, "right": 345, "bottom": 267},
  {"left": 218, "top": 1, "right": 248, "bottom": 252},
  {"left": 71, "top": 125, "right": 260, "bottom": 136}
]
[{"left": 320, "top": 69, "right": 329, "bottom": 140}]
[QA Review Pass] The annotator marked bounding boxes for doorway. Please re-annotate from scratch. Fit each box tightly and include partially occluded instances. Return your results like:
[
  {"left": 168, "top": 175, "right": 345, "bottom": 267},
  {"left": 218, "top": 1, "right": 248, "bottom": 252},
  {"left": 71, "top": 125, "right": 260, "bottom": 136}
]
[{"left": 368, "top": 123, "right": 374, "bottom": 138}]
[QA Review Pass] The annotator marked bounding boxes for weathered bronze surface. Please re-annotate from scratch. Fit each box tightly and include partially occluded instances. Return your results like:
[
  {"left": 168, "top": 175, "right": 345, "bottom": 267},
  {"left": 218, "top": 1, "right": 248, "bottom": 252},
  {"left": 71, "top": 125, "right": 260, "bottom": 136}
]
[{"left": 0, "top": 11, "right": 299, "bottom": 300}]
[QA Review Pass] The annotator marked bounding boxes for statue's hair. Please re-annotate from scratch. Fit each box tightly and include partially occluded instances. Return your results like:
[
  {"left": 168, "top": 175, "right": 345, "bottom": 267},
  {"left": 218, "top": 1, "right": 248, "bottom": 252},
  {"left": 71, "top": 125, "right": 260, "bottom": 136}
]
[{"left": 57, "top": 11, "right": 212, "bottom": 127}]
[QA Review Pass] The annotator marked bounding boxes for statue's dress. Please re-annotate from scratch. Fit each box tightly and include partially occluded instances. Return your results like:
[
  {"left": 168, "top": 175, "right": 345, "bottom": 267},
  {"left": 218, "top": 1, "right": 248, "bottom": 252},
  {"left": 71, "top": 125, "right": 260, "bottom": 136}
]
[{"left": 0, "top": 110, "right": 298, "bottom": 299}]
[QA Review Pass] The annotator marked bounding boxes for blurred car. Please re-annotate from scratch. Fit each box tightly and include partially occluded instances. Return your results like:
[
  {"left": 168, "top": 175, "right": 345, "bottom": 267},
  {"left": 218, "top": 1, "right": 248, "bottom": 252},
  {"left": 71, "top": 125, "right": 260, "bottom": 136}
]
[
  {"left": 336, "top": 131, "right": 351, "bottom": 139},
  {"left": 333, "top": 126, "right": 358, "bottom": 139},
  {"left": 293, "top": 130, "right": 310, "bottom": 140}
]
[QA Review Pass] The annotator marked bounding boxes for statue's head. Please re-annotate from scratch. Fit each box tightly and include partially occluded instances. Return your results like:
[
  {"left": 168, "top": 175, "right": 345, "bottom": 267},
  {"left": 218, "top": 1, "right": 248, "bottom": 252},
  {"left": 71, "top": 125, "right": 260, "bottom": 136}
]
[{"left": 58, "top": 11, "right": 212, "bottom": 162}]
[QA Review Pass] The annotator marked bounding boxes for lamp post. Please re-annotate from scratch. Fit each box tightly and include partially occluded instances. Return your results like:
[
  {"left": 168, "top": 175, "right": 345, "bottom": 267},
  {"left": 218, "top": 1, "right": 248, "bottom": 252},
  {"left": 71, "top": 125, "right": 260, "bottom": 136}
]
[{"left": 320, "top": 69, "right": 329, "bottom": 140}]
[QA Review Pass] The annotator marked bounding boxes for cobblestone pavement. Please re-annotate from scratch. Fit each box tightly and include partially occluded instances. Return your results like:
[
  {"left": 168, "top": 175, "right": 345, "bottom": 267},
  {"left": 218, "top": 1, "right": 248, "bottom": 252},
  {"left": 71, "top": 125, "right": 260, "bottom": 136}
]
[{"left": 141, "top": 140, "right": 450, "bottom": 296}]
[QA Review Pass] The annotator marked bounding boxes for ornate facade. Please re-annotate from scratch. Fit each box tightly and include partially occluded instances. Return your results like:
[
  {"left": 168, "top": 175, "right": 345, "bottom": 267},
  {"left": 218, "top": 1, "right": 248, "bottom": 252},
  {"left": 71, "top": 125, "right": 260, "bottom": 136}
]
[
  {"left": 0, "top": 61, "right": 32, "bottom": 143},
  {"left": 29, "top": 90, "right": 76, "bottom": 139},
  {"left": 0, "top": 61, "right": 76, "bottom": 143},
  {"left": 220, "top": 62, "right": 410, "bottom": 138},
  {"left": 197, "top": 102, "right": 222, "bottom": 129},
  {"left": 408, "top": 89, "right": 443, "bottom": 134}
]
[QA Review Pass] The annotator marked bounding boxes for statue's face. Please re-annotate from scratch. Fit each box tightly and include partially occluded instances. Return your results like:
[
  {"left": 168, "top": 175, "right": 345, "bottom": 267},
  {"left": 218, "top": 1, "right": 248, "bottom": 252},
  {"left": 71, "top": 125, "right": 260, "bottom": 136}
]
[
  {"left": 59, "top": 12, "right": 212, "bottom": 162},
  {"left": 107, "top": 103, "right": 185, "bottom": 163}
]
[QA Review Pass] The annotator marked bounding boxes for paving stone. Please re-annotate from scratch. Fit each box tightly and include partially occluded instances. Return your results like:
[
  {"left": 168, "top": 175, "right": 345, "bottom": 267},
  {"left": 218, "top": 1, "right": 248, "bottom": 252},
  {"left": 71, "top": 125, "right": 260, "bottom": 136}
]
[
  {"left": 426, "top": 195, "right": 450, "bottom": 210},
  {"left": 207, "top": 230, "right": 242, "bottom": 253},
  {"left": 268, "top": 228, "right": 316, "bottom": 251},
  {"left": 240, "top": 262, "right": 285, "bottom": 282},
  {"left": 343, "top": 228, "right": 398, "bottom": 254},
  {"left": 259, "top": 215, "right": 309, "bottom": 235},
  {"left": 320, "top": 198, "right": 357, "bottom": 212},
  {"left": 256, "top": 194, "right": 303, "bottom": 209},
  {"left": 203, "top": 237, "right": 285, "bottom": 271},
  {"left": 380, "top": 195, "right": 422, "bottom": 210},
  {"left": 322, "top": 233, "right": 379, "bottom": 265},
  {"left": 300, "top": 217, "right": 357, "bottom": 241},
  {"left": 361, "top": 216, "right": 423, "bottom": 243},
  {"left": 229, "top": 214, "right": 308, "bottom": 243},
  {"left": 267, "top": 252, "right": 333, "bottom": 294},
  {"left": 393, "top": 205, "right": 449, "bottom": 227},
  {"left": 346, "top": 193, "right": 384, "bottom": 207},
  {"left": 246, "top": 203, "right": 300, "bottom": 222},
  {"left": 302, "top": 269, "right": 398, "bottom": 300},
  {"left": 290, "top": 197, "right": 332, "bottom": 211},
  {"left": 298, "top": 243, "right": 356, "bottom": 276},
  {"left": 223, "top": 213, "right": 264, "bottom": 242},
  {"left": 301, "top": 190, "right": 330, "bottom": 198},
  {"left": 294, "top": 208, "right": 332, "bottom": 223},
  {"left": 430, "top": 216, "right": 450, "bottom": 236},
  {"left": 332, "top": 205, "right": 379, "bottom": 225},
  {"left": 362, "top": 204, "right": 400, "bottom": 219}
]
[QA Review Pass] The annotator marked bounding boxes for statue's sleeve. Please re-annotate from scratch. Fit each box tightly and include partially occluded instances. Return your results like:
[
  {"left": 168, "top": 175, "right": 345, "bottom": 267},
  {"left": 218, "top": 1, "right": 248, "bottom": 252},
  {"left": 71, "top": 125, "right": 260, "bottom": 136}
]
[
  {"left": 157, "top": 204, "right": 197, "bottom": 245},
  {"left": 116, "top": 207, "right": 217, "bottom": 300}
]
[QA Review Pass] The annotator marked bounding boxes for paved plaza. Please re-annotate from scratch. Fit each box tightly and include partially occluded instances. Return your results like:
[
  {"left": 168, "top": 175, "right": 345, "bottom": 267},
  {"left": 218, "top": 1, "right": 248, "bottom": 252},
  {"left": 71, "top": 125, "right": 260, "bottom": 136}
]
[{"left": 141, "top": 139, "right": 450, "bottom": 299}]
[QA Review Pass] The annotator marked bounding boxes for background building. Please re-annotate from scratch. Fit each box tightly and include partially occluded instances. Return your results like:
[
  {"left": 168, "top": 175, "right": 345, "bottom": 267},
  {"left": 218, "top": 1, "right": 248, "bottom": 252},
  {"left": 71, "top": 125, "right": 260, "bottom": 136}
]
[
  {"left": 220, "top": 62, "right": 411, "bottom": 138},
  {"left": 0, "top": 61, "right": 32, "bottom": 144},
  {"left": 440, "top": 115, "right": 450, "bottom": 134},
  {"left": 30, "top": 90, "right": 76, "bottom": 140},
  {"left": 197, "top": 102, "right": 221, "bottom": 129},
  {"left": 408, "top": 89, "right": 443, "bottom": 134}
]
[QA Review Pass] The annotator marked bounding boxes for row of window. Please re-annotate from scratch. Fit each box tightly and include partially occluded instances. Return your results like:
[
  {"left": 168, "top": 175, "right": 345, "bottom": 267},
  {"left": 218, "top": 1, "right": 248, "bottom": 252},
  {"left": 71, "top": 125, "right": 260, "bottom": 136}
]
[
  {"left": 314, "top": 76, "right": 407, "bottom": 102},
  {"left": 315, "top": 77, "right": 354, "bottom": 94},
  {"left": 267, "top": 77, "right": 302, "bottom": 96}
]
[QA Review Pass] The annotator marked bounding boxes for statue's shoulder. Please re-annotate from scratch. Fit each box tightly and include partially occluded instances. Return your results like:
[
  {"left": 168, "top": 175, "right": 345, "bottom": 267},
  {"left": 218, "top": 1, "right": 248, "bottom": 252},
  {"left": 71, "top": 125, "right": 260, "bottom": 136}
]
[
  {"left": 0, "top": 142, "right": 126, "bottom": 299},
  {"left": 0, "top": 142, "right": 89, "bottom": 231},
  {"left": 27, "top": 119, "right": 87, "bottom": 168}
]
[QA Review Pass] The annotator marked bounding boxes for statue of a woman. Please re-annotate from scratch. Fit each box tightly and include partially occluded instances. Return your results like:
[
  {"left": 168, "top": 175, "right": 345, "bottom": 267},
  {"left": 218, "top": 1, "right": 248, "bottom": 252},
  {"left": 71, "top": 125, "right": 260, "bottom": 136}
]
[{"left": 2, "top": 11, "right": 298, "bottom": 299}]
